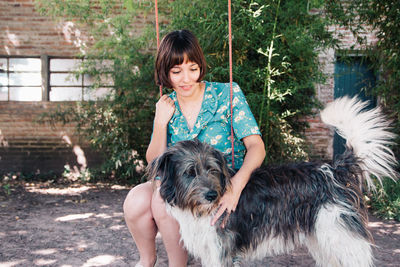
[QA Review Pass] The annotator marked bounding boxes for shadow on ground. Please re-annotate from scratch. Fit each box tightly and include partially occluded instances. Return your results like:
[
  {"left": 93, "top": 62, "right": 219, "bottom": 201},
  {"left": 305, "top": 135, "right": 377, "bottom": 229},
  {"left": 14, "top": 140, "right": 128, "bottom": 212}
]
[{"left": 0, "top": 182, "right": 399, "bottom": 266}]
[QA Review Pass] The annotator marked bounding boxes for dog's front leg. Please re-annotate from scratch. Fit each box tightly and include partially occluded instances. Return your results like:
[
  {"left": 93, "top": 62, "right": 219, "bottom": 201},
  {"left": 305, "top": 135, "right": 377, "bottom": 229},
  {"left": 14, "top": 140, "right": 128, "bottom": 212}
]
[{"left": 198, "top": 242, "right": 228, "bottom": 267}]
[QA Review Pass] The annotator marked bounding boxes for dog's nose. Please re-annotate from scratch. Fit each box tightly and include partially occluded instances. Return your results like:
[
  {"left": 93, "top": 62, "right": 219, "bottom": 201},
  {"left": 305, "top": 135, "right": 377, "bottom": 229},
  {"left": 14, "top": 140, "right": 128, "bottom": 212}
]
[{"left": 205, "top": 190, "right": 218, "bottom": 202}]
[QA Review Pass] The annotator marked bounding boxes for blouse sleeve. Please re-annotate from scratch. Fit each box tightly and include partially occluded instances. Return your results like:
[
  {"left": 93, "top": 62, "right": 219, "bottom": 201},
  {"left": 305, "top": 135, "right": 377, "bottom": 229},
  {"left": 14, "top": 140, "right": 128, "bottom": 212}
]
[{"left": 231, "top": 83, "right": 262, "bottom": 140}]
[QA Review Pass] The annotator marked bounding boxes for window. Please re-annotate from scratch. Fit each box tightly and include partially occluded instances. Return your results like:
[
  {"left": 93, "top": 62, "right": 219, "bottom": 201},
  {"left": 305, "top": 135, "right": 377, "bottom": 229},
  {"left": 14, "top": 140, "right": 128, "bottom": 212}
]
[
  {"left": 0, "top": 57, "right": 42, "bottom": 101},
  {"left": 0, "top": 56, "right": 112, "bottom": 102},
  {"left": 49, "top": 58, "right": 113, "bottom": 101}
]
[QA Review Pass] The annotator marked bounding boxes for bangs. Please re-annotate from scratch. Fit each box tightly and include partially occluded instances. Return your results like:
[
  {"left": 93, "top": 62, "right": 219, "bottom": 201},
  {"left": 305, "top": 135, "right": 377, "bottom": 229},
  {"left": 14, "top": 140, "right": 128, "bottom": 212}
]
[{"left": 169, "top": 39, "right": 201, "bottom": 68}]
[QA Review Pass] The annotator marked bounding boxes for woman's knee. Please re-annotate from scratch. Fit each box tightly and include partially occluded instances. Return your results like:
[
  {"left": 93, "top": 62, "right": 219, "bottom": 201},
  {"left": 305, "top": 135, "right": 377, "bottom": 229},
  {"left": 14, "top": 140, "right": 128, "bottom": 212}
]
[
  {"left": 151, "top": 190, "right": 172, "bottom": 222},
  {"left": 123, "top": 182, "right": 153, "bottom": 222}
]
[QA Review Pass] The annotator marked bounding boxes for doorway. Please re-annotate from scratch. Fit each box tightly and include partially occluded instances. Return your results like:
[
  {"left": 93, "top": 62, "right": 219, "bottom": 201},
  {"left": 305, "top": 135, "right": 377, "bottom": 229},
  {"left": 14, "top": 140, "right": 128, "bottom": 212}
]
[{"left": 333, "top": 56, "right": 377, "bottom": 158}]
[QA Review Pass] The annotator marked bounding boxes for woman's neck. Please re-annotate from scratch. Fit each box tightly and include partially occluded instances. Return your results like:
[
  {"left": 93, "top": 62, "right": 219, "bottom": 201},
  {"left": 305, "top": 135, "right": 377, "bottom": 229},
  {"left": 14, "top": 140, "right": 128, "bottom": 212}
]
[
  {"left": 176, "top": 82, "right": 206, "bottom": 131},
  {"left": 176, "top": 82, "right": 205, "bottom": 105}
]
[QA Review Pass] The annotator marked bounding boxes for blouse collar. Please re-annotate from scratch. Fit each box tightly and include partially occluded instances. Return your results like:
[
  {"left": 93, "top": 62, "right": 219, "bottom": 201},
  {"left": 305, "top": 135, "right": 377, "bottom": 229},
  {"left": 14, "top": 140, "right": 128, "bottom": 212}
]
[{"left": 169, "top": 81, "right": 218, "bottom": 134}]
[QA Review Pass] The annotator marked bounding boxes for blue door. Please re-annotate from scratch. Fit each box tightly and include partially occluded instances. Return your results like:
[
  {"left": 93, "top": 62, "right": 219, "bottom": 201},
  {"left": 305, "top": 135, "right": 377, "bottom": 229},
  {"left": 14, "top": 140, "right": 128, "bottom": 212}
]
[{"left": 333, "top": 56, "right": 376, "bottom": 158}]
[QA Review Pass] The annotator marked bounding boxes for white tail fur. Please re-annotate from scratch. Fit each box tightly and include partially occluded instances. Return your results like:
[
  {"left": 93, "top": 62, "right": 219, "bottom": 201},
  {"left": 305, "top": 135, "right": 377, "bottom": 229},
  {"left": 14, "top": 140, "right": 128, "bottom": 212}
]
[{"left": 320, "top": 96, "right": 398, "bottom": 190}]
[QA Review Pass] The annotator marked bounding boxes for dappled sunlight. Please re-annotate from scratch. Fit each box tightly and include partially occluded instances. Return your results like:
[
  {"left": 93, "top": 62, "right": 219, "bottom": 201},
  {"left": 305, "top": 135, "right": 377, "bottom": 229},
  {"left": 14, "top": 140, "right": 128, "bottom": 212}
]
[
  {"left": 156, "top": 232, "right": 162, "bottom": 240},
  {"left": 82, "top": 255, "right": 121, "bottom": 267},
  {"left": 6, "top": 29, "right": 20, "bottom": 46},
  {"left": 109, "top": 224, "right": 125, "bottom": 231},
  {"left": 61, "top": 133, "right": 73, "bottom": 146},
  {"left": 3, "top": 27, "right": 17, "bottom": 53},
  {"left": 76, "top": 240, "right": 89, "bottom": 251},
  {"left": 113, "top": 212, "right": 123, "bottom": 217},
  {"left": 34, "top": 258, "right": 57, "bottom": 266},
  {"left": 54, "top": 210, "right": 125, "bottom": 225},
  {"left": 32, "top": 248, "right": 58, "bottom": 256},
  {"left": 95, "top": 213, "right": 112, "bottom": 219},
  {"left": 22, "top": 182, "right": 128, "bottom": 196},
  {"left": 110, "top": 185, "right": 127, "bottom": 190},
  {"left": 59, "top": 21, "right": 88, "bottom": 54},
  {"left": 0, "top": 129, "right": 9, "bottom": 147},
  {"left": 7, "top": 230, "right": 28, "bottom": 236},
  {"left": 60, "top": 133, "right": 90, "bottom": 181},
  {"left": 63, "top": 240, "right": 90, "bottom": 253},
  {"left": 369, "top": 220, "right": 400, "bottom": 235},
  {"left": 55, "top": 213, "right": 94, "bottom": 222},
  {"left": 25, "top": 185, "right": 91, "bottom": 195},
  {"left": 0, "top": 259, "right": 27, "bottom": 267},
  {"left": 131, "top": 150, "right": 145, "bottom": 173},
  {"left": 73, "top": 145, "right": 87, "bottom": 168},
  {"left": 3, "top": 45, "right": 10, "bottom": 55}
]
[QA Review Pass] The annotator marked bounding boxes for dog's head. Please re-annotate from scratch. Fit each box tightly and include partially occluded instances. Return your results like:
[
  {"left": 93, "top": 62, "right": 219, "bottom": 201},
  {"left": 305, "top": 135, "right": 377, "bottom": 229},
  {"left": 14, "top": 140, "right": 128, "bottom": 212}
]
[{"left": 146, "top": 139, "right": 232, "bottom": 216}]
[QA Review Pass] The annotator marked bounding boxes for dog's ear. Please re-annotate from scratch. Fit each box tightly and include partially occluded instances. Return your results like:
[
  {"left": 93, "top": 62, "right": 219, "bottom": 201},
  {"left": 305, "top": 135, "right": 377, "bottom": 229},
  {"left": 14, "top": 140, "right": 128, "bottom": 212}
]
[
  {"left": 146, "top": 151, "right": 177, "bottom": 205},
  {"left": 211, "top": 148, "right": 232, "bottom": 192}
]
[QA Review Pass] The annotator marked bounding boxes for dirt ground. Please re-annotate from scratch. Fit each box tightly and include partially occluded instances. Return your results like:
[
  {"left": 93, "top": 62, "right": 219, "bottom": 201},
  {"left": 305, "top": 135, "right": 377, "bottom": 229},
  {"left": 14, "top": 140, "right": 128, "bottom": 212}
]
[{"left": 0, "top": 181, "right": 399, "bottom": 267}]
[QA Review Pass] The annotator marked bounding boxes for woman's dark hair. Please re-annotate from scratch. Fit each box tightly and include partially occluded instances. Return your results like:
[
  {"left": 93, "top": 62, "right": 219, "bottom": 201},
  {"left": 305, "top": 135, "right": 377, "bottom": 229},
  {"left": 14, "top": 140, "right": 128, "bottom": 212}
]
[{"left": 155, "top": 30, "right": 206, "bottom": 88}]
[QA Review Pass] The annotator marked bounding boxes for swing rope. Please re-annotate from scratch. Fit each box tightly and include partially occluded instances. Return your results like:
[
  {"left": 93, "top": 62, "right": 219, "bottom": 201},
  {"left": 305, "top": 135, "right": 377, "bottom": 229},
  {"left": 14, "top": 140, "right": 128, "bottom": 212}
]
[
  {"left": 154, "top": 0, "right": 235, "bottom": 169},
  {"left": 154, "top": 0, "right": 162, "bottom": 97},
  {"left": 228, "top": 0, "right": 235, "bottom": 169}
]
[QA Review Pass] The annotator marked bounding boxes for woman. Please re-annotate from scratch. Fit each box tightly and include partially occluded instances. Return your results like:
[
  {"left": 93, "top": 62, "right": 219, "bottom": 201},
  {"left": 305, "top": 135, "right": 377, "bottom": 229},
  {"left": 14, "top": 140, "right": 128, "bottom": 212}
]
[{"left": 123, "top": 29, "right": 265, "bottom": 267}]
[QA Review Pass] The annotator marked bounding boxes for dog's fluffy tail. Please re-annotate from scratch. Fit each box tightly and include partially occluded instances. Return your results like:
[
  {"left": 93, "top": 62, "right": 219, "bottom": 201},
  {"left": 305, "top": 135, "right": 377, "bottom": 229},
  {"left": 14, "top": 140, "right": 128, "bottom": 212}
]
[{"left": 320, "top": 96, "right": 398, "bottom": 190}]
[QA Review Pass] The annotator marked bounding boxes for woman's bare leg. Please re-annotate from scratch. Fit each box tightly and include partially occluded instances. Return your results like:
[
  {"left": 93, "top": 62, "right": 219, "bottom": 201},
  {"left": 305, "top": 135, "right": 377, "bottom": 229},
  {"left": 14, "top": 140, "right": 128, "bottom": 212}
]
[
  {"left": 123, "top": 182, "right": 157, "bottom": 267},
  {"left": 152, "top": 190, "right": 188, "bottom": 267}
]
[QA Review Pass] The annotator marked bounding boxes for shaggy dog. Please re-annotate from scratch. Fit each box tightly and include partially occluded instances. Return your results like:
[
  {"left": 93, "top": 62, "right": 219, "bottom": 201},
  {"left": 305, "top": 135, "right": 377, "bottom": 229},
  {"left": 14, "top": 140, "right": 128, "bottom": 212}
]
[{"left": 147, "top": 97, "right": 398, "bottom": 267}]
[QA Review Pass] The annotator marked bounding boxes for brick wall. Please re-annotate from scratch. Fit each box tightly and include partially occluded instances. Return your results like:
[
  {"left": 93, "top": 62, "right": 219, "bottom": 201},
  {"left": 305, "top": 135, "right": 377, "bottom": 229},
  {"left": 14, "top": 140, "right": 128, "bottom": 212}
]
[
  {"left": 0, "top": 102, "right": 102, "bottom": 174},
  {"left": 0, "top": 0, "right": 98, "bottom": 175},
  {"left": 0, "top": 0, "right": 91, "bottom": 57}
]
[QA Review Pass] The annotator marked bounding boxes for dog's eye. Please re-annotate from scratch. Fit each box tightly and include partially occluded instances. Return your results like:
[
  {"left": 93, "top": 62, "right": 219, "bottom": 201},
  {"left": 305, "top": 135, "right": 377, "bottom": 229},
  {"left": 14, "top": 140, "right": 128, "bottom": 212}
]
[
  {"left": 208, "top": 169, "right": 219, "bottom": 176},
  {"left": 186, "top": 168, "right": 196, "bottom": 177}
]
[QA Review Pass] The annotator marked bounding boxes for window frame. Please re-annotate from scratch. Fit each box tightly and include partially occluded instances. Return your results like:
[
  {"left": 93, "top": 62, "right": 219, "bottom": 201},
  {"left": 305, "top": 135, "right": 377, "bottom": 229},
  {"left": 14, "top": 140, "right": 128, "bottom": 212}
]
[
  {"left": 0, "top": 55, "right": 113, "bottom": 102},
  {"left": 0, "top": 55, "right": 45, "bottom": 101}
]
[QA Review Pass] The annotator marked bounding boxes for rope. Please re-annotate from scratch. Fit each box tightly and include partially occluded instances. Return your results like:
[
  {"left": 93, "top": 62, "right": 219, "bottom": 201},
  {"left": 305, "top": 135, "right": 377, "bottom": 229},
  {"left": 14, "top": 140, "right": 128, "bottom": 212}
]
[
  {"left": 155, "top": 0, "right": 162, "bottom": 96},
  {"left": 228, "top": 0, "right": 235, "bottom": 169}
]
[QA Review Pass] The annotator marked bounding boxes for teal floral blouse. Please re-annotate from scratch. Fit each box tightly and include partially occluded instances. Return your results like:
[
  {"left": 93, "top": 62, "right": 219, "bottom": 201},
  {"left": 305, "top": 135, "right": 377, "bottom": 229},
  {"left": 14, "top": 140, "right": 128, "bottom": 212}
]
[{"left": 164, "top": 81, "right": 261, "bottom": 169}]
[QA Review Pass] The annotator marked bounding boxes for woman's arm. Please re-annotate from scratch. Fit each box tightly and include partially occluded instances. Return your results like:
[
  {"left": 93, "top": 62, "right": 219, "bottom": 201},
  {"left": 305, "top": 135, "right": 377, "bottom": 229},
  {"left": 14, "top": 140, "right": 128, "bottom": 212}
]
[
  {"left": 211, "top": 134, "right": 265, "bottom": 227},
  {"left": 146, "top": 95, "right": 176, "bottom": 163}
]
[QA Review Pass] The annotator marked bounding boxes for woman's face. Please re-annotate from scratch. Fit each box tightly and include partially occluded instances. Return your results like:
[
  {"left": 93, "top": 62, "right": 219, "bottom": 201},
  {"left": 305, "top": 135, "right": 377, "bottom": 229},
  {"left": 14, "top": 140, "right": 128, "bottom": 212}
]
[{"left": 169, "top": 56, "right": 201, "bottom": 98}]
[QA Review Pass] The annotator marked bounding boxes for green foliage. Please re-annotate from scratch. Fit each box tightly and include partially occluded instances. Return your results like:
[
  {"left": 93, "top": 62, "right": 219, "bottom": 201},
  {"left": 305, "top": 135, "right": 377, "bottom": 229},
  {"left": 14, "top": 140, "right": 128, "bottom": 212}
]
[
  {"left": 62, "top": 164, "right": 92, "bottom": 183},
  {"left": 164, "top": 0, "right": 337, "bottom": 162},
  {"left": 368, "top": 178, "right": 400, "bottom": 221},
  {"left": 2, "top": 184, "right": 11, "bottom": 195}
]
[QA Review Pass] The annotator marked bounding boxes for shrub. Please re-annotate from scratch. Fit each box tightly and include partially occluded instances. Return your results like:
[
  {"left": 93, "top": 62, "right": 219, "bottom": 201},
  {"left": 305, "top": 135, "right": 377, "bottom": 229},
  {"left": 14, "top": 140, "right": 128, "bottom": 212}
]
[{"left": 368, "top": 178, "right": 400, "bottom": 221}]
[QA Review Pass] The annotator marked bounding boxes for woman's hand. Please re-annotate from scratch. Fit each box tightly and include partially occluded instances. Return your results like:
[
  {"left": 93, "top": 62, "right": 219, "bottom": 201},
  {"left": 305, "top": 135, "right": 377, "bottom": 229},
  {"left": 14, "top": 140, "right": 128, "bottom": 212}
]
[
  {"left": 145, "top": 95, "right": 175, "bottom": 163},
  {"left": 210, "top": 176, "right": 242, "bottom": 228},
  {"left": 210, "top": 135, "right": 266, "bottom": 228},
  {"left": 154, "top": 95, "right": 176, "bottom": 126}
]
